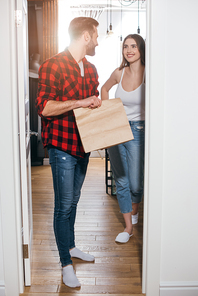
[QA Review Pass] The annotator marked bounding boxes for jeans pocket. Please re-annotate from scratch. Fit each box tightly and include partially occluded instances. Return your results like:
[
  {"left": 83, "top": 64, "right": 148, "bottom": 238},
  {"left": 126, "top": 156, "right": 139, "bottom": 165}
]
[
  {"left": 133, "top": 124, "right": 145, "bottom": 133},
  {"left": 48, "top": 147, "right": 64, "bottom": 166}
]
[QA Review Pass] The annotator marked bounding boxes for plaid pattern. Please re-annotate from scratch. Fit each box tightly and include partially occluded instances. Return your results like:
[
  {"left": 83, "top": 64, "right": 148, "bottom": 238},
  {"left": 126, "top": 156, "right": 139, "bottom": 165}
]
[{"left": 36, "top": 49, "right": 99, "bottom": 157}]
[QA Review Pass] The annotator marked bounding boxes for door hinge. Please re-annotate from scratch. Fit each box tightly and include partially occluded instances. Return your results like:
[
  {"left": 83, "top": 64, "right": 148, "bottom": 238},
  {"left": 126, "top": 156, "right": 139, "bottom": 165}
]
[
  {"left": 23, "top": 244, "right": 29, "bottom": 259},
  {"left": 15, "top": 10, "right": 22, "bottom": 27}
]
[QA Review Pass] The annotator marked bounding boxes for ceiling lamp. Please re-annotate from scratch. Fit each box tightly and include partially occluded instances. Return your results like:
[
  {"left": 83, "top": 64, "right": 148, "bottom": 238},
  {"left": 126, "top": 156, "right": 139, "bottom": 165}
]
[
  {"left": 107, "top": 0, "right": 114, "bottom": 37},
  {"left": 118, "top": 0, "right": 141, "bottom": 34},
  {"left": 137, "top": 0, "right": 140, "bottom": 33}
]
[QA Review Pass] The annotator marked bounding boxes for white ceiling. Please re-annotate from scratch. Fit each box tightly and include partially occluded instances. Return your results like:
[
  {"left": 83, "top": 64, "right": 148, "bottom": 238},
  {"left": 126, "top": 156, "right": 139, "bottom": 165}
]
[
  {"left": 30, "top": 1, "right": 146, "bottom": 12},
  {"left": 70, "top": 0, "right": 146, "bottom": 11}
]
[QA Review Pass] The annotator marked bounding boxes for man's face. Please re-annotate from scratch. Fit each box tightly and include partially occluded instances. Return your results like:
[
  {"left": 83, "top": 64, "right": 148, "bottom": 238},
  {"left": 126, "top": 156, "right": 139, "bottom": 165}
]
[{"left": 86, "top": 26, "right": 98, "bottom": 56}]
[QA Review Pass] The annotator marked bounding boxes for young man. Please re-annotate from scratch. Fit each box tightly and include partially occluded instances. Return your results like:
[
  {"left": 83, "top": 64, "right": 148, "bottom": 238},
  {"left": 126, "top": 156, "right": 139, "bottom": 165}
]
[{"left": 36, "top": 17, "right": 101, "bottom": 288}]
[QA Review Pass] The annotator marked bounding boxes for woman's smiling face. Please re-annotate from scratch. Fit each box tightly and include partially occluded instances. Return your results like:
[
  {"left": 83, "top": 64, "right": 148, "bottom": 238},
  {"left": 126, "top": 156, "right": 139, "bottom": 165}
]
[{"left": 123, "top": 38, "right": 141, "bottom": 64}]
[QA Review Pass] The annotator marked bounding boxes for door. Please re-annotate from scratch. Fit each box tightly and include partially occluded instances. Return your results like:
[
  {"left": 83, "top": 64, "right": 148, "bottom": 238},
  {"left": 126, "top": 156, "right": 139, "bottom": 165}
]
[{"left": 16, "top": 0, "right": 33, "bottom": 286}]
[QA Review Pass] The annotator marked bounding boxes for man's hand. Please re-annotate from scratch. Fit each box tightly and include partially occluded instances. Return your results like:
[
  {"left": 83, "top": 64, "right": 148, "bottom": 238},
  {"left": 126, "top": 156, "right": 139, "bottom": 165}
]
[{"left": 81, "top": 96, "right": 102, "bottom": 109}]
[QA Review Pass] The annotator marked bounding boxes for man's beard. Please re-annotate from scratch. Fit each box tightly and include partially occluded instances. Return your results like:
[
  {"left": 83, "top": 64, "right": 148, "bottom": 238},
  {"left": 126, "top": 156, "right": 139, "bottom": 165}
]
[{"left": 86, "top": 39, "right": 96, "bottom": 56}]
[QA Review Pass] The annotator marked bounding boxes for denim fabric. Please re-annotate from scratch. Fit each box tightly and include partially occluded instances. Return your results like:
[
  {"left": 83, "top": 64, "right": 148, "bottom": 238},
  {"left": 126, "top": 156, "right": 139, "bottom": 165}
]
[
  {"left": 108, "top": 121, "right": 145, "bottom": 214},
  {"left": 48, "top": 147, "right": 89, "bottom": 267}
]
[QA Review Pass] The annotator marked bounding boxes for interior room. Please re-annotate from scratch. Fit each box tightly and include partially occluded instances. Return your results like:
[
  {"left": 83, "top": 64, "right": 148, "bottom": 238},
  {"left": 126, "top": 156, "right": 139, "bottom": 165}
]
[
  {"left": 1, "top": 1, "right": 198, "bottom": 296},
  {"left": 26, "top": 0, "right": 146, "bottom": 294}
]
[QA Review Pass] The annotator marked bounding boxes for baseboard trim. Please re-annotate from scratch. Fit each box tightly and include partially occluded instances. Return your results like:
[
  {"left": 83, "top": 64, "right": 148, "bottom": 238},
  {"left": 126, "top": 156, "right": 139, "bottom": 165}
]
[
  {"left": 160, "top": 281, "right": 198, "bottom": 296},
  {"left": 0, "top": 285, "right": 5, "bottom": 296}
]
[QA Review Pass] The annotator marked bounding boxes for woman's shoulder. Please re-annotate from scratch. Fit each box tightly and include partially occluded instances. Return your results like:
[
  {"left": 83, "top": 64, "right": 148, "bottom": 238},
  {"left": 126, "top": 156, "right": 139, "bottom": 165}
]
[
  {"left": 111, "top": 67, "right": 123, "bottom": 83},
  {"left": 114, "top": 67, "right": 123, "bottom": 75}
]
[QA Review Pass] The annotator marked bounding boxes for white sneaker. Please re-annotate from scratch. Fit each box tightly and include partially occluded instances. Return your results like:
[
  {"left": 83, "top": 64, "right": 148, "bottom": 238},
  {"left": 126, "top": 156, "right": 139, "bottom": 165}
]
[
  {"left": 132, "top": 212, "right": 139, "bottom": 224},
  {"left": 115, "top": 232, "right": 133, "bottom": 243}
]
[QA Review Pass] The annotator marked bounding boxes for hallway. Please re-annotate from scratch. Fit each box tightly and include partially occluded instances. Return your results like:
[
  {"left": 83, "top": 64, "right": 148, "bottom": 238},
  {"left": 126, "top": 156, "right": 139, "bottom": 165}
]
[{"left": 21, "top": 158, "right": 144, "bottom": 295}]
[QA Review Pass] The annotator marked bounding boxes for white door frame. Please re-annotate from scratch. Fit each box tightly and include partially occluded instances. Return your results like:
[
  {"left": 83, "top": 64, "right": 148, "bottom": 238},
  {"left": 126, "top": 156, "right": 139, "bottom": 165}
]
[
  {"left": 0, "top": 0, "right": 24, "bottom": 295},
  {"left": 16, "top": 0, "right": 33, "bottom": 286},
  {"left": 142, "top": 0, "right": 166, "bottom": 295}
]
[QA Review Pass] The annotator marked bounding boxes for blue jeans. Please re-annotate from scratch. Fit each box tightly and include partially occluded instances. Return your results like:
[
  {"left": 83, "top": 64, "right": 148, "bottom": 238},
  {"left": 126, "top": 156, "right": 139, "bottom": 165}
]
[
  {"left": 48, "top": 147, "right": 89, "bottom": 267},
  {"left": 108, "top": 121, "right": 145, "bottom": 214}
]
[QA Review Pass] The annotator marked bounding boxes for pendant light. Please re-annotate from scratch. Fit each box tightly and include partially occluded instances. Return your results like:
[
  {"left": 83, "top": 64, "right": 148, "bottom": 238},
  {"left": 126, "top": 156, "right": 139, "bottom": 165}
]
[
  {"left": 106, "top": 0, "right": 109, "bottom": 34},
  {"left": 137, "top": 0, "right": 140, "bottom": 34},
  {"left": 107, "top": 0, "right": 114, "bottom": 38},
  {"left": 107, "top": 0, "right": 114, "bottom": 37},
  {"left": 120, "top": 1, "right": 122, "bottom": 42}
]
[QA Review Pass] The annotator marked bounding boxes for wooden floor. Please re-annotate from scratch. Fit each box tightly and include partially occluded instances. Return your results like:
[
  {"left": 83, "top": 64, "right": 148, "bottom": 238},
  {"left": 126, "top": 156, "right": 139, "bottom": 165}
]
[{"left": 21, "top": 158, "right": 145, "bottom": 296}]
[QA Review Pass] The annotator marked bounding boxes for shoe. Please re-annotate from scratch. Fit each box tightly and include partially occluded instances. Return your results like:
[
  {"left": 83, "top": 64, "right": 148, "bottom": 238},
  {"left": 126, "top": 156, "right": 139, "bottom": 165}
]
[
  {"left": 115, "top": 232, "right": 133, "bottom": 243},
  {"left": 132, "top": 212, "right": 139, "bottom": 224}
]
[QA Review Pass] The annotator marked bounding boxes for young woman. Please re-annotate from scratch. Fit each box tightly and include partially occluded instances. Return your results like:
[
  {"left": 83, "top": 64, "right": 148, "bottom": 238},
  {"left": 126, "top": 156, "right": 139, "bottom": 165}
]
[{"left": 101, "top": 34, "right": 145, "bottom": 243}]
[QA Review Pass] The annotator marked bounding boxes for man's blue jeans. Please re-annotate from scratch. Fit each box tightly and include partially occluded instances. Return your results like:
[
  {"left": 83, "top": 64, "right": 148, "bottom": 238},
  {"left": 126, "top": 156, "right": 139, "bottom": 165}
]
[
  {"left": 48, "top": 147, "right": 89, "bottom": 267},
  {"left": 108, "top": 121, "right": 145, "bottom": 214}
]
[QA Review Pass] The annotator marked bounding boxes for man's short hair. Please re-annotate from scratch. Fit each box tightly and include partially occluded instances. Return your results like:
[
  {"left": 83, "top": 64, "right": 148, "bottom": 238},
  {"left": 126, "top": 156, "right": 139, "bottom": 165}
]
[{"left": 68, "top": 17, "right": 99, "bottom": 40}]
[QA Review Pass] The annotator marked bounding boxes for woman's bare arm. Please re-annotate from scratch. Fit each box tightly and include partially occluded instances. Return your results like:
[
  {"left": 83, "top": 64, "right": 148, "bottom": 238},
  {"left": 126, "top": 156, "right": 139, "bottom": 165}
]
[{"left": 101, "top": 68, "right": 121, "bottom": 100}]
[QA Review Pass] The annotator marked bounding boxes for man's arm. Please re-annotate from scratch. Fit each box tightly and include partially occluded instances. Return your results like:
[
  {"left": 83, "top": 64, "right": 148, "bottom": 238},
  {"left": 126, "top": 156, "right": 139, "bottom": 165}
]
[{"left": 42, "top": 95, "right": 101, "bottom": 117}]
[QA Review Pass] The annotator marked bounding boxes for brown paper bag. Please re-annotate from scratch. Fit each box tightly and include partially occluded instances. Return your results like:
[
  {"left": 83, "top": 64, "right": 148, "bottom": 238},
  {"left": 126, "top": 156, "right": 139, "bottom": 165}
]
[{"left": 74, "top": 98, "right": 134, "bottom": 153}]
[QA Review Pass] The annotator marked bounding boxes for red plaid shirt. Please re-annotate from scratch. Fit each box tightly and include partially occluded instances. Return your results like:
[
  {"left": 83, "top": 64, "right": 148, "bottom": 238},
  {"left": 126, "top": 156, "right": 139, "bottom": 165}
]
[{"left": 36, "top": 49, "right": 99, "bottom": 157}]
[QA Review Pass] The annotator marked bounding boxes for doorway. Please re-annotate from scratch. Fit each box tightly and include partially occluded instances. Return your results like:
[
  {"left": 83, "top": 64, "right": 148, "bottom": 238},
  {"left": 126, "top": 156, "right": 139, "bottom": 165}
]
[{"left": 27, "top": 0, "right": 148, "bottom": 294}]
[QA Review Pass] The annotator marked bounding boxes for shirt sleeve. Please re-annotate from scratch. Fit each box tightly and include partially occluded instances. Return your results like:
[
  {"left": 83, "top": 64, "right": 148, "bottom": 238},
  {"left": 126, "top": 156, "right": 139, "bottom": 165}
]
[{"left": 35, "top": 58, "right": 61, "bottom": 118}]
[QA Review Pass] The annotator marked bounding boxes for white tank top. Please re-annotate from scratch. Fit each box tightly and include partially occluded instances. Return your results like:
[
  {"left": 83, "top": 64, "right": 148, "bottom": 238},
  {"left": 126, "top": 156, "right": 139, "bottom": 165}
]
[{"left": 115, "top": 67, "right": 145, "bottom": 121}]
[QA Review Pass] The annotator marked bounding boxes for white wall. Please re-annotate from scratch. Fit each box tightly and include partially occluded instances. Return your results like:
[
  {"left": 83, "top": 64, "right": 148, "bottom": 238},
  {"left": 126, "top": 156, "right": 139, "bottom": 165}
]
[
  {"left": 160, "top": 0, "right": 198, "bottom": 291},
  {"left": 0, "top": 203, "right": 5, "bottom": 296},
  {"left": 145, "top": 0, "right": 198, "bottom": 295}
]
